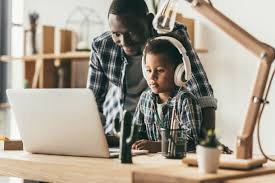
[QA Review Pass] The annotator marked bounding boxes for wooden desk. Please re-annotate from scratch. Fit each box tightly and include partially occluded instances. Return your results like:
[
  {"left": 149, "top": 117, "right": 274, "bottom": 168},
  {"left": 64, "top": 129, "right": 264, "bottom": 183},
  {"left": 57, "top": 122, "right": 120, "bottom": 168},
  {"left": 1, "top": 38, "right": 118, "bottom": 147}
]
[
  {"left": 0, "top": 151, "right": 274, "bottom": 183},
  {"left": 0, "top": 151, "right": 181, "bottom": 183},
  {"left": 133, "top": 155, "right": 275, "bottom": 183}
]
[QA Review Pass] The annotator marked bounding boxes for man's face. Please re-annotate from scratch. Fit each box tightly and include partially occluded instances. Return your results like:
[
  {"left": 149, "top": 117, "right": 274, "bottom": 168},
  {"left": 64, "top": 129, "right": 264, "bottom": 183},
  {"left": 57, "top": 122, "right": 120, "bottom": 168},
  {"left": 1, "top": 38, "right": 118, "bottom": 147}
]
[{"left": 108, "top": 14, "right": 150, "bottom": 56}]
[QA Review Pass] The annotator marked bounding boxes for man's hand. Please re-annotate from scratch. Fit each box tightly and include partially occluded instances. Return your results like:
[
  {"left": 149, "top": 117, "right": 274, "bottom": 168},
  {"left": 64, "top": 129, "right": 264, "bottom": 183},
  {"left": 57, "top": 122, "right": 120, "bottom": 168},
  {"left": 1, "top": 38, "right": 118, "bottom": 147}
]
[{"left": 132, "top": 139, "right": 161, "bottom": 153}]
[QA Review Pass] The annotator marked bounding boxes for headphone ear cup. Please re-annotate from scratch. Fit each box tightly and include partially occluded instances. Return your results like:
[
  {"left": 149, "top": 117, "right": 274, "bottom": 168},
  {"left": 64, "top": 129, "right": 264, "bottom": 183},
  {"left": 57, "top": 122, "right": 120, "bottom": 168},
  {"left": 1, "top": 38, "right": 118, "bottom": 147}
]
[
  {"left": 174, "top": 63, "right": 186, "bottom": 87},
  {"left": 174, "top": 63, "right": 190, "bottom": 87},
  {"left": 182, "top": 54, "right": 191, "bottom": 81}
]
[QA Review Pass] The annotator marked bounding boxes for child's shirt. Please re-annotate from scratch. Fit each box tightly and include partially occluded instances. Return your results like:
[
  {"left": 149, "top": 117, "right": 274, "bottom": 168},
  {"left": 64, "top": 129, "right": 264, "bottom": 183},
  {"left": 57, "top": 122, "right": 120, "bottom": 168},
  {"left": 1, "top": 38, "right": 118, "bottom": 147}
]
[{"left": 133, "top": 88, "right": 202, "bottom": 150}]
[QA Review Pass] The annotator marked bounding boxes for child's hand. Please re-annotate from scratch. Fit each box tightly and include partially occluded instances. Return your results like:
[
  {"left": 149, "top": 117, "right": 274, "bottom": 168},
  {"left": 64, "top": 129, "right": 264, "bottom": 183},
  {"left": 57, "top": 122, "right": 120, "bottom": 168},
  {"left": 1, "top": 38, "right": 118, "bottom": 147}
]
[
  {"left": 132, "top": 139, "right": 161, "bottom": 153},
  {"left": 132, "top": 139, "right": 151, "bottom": 150}
]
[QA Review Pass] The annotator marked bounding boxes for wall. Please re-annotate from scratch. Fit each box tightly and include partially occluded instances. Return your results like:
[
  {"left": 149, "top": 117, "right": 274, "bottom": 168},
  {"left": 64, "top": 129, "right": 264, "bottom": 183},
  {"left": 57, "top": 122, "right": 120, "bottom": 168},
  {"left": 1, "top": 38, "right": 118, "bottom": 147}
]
[
  {"left": 23, "top": 0, "right": 275, "bottom": 155},
  {"left": 24, "top": 0, "right": 110, "bottom": 29},
  {"left": 178, "top": 0, "right": 275, "bottom": 154}
]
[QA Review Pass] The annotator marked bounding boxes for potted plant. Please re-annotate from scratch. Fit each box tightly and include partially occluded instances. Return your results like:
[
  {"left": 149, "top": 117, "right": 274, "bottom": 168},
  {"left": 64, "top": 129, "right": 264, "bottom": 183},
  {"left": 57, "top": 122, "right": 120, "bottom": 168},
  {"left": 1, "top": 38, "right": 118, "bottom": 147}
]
[{"left": 196, "top": 129, "right": 222, "bottom": 173}]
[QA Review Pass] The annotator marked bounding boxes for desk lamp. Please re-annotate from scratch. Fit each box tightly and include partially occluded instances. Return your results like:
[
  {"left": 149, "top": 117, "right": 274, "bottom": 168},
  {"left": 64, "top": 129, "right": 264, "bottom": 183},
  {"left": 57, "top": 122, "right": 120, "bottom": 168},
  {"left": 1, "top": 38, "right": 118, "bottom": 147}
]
[{"left": 153, "top": 0, "right": 275, "bottom": 169}]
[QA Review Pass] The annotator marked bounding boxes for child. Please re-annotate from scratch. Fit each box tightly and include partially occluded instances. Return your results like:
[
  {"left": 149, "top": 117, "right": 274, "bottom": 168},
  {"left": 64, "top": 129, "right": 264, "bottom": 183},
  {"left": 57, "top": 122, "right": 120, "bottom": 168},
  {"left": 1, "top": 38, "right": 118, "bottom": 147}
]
[{"left": 132, "top": 36, "right": 202, "bottom": 153}]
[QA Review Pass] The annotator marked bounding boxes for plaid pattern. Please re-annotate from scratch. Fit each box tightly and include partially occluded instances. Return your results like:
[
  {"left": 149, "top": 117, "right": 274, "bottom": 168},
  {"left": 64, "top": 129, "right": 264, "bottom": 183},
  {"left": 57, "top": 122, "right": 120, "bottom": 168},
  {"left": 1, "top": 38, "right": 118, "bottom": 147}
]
[
  {"left": 133, "top": 89, "right": 202, "bottom": 151},
  {"left": 87, "top": 32, "right": 125, "bottom": 134},
  {"left": 87, "top": 24, "right": 216, "bottom": 134}
]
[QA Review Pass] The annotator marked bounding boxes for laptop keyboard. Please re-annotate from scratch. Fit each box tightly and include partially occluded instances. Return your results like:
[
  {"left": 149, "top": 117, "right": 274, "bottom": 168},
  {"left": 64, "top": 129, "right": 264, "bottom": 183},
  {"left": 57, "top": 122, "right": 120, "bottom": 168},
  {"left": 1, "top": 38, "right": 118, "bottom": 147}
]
[
  {"left": 108, "top": 147, "right": 149, "bottom": 158},
  {"left": 109, "top": 147, "right": 120, "bottom": 153}
]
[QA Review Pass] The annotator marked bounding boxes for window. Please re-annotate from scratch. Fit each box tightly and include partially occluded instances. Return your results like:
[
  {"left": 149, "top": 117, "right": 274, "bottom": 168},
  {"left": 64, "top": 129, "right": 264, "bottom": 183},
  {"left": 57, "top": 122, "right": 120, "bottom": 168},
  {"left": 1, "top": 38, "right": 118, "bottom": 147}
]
[
  {"left": 9, "top": 0, "right": 24, "bottom": 139},
  {"left": 11, "top": 0, "right": 24, "bottom": 89},
  {"left": 0, "top": 0, "right": 10, "bottom": 103},
  {"left": 0, "top": 0, "right": 25, "bottom": 101}
]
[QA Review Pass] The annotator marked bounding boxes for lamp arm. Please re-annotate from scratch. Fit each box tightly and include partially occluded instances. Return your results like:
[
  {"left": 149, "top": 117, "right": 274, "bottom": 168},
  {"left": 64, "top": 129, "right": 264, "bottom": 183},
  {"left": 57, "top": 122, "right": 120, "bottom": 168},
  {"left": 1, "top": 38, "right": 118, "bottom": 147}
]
[{"left": 184, "top": 0, "right": 275, "bottom": 159}]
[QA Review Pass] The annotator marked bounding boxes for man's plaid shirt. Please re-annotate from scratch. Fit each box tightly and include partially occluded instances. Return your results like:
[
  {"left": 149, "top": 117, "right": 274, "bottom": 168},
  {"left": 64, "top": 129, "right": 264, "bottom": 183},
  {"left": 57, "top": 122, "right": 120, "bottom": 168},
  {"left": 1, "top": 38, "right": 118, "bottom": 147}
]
[
  {"left": 87, "top": 24, "right": 216, "bottom": 134},
  {"left": 133, "top": 89, "right": 202, "bottom": 151}
]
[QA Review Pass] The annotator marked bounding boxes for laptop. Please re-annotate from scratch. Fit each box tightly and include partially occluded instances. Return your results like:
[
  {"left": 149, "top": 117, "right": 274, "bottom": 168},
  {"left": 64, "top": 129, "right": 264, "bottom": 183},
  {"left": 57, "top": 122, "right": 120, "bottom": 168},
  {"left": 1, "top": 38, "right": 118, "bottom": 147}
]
[{"left": 6, "top": 88, "right": 148, "bottom": 158}]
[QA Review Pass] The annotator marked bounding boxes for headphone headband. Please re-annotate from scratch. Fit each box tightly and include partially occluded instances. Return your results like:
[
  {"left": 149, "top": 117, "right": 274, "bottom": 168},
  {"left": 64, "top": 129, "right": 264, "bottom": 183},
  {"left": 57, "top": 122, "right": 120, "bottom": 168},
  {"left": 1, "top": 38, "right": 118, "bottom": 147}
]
[
  {"left": 153, "top": 36, "right": 186, "bottom": 55},
  {"left": 142, "top": 36, "right": 192, "bottom": 87}
]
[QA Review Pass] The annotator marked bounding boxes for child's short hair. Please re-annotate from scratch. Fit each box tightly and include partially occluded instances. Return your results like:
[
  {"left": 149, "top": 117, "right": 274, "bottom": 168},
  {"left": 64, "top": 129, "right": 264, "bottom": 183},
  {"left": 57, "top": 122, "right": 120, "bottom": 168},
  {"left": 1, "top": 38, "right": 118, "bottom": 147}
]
[{"left": 144, "top": 36, "right": 182, "bottom": 68}]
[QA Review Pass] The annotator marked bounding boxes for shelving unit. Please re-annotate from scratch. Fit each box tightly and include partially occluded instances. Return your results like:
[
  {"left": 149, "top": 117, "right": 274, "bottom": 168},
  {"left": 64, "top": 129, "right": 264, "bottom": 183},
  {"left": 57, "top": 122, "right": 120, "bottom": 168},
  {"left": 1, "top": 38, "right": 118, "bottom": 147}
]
[
  {"left": 0, "top": 53, "right": 89, "bottom": 89},
  {"left": 0, "top": 25, "right": 90, "bottom": 88},
  {"left": 0, "top": 52, "right": 90, "bottom": 62}
]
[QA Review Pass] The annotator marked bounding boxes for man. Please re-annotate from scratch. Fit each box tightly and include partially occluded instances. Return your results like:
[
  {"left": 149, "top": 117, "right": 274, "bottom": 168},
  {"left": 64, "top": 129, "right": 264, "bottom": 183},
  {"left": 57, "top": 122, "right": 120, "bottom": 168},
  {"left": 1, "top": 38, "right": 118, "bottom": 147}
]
[{"left": 87, "top": 0, "right": 216, "bottom": 137}]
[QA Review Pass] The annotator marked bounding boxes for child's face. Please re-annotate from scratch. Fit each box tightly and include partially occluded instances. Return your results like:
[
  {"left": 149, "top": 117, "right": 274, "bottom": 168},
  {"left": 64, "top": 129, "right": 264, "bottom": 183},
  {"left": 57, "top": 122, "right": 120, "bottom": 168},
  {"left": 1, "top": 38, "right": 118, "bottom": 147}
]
[{"left": 145, "top": 53, "right": 176, "bottom": 94}]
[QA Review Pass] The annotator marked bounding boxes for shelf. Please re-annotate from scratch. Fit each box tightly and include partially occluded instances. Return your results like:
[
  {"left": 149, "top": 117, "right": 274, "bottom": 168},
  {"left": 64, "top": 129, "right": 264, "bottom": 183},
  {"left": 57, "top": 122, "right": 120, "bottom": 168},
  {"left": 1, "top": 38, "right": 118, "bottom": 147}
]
[
  {"left": 0, "top": 49, "right": 207, "bottom": 63},
  {"left": 195, "top": 48, "right": 208, "bottom": 53},
  {"left": 0, "top": 103, "right": 10, "bottom": 109},
  {"left": 0, "top": 51, "right": 90, "bottom": 62}
]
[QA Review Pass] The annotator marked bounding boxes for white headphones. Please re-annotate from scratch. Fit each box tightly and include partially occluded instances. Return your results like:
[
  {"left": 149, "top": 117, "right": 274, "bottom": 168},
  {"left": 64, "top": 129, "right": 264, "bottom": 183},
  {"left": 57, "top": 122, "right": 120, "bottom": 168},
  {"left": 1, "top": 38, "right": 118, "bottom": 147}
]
[{"left": 142, "top": 36, "right": 192, "bottom": 87}]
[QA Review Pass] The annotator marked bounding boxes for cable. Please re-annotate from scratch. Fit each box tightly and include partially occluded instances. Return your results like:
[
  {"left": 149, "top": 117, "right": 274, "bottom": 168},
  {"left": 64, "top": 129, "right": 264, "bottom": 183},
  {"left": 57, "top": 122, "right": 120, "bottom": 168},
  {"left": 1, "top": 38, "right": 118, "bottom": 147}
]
[{"left": 257, "top": 63, "right": 275, "bottom": 161}]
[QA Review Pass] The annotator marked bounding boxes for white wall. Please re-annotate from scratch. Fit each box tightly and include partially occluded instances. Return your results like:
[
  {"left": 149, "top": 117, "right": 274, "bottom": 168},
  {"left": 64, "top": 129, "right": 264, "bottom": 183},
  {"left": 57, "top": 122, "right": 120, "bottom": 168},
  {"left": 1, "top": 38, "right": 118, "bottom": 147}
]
[
  {"left": 23, "top": 0, "right": 275, "bottom": 155},
  {"left": 178, "top": 0, "right": 275, "bottom": 155},
  {"left": 24, "top": 0, "right": 110, "bottom": 28}
]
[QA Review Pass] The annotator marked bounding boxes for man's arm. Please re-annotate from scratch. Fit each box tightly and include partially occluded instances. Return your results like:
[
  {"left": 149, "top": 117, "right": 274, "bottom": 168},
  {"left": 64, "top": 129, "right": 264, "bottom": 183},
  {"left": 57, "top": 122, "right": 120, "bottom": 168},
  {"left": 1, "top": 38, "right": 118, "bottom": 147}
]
[
  {"left": 181, "top": 97, "right": 202, "bottom": 147},
  {"left": 173, "top": 25, "right": 217, "bottom": 131},
  {"left": 173, "top": 25, "right": 215, "bottom": 99},
  {"left": 87, "top": 41, "right": 109, "bottom": 113}
]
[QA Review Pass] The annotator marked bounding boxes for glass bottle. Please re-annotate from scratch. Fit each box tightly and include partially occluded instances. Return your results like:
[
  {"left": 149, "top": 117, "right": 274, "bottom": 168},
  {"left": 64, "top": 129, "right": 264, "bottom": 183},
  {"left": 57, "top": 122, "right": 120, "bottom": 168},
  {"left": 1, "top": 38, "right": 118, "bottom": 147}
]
[{"left": 152, "top": 0, "right": 179, "bottom": 34}]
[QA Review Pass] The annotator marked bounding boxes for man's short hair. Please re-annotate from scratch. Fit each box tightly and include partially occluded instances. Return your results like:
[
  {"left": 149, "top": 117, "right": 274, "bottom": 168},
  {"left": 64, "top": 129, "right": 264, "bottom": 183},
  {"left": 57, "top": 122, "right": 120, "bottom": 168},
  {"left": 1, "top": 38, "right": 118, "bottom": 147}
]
[{"left": 108, "top": 0, "right": 149, "bottom": 17}]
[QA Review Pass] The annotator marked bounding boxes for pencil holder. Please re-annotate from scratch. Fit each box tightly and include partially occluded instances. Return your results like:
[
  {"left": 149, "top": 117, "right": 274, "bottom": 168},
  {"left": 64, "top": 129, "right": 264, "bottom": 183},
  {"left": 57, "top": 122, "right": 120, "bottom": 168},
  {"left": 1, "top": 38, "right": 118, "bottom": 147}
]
[{"left": 160, "top": 128, "right": 187, "bottom": 159}]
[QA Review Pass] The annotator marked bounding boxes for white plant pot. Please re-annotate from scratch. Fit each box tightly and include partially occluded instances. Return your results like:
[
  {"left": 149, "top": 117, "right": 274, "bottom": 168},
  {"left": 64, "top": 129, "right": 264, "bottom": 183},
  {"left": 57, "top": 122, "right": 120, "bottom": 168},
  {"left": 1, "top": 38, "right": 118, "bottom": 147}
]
[{"left": 196, "top": 145, "right": 221, "bottom": 173}]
